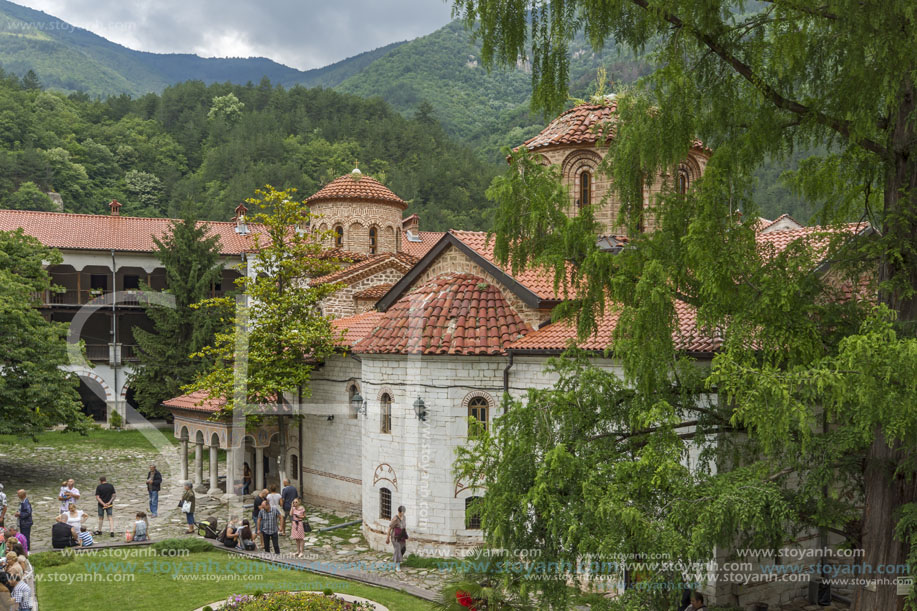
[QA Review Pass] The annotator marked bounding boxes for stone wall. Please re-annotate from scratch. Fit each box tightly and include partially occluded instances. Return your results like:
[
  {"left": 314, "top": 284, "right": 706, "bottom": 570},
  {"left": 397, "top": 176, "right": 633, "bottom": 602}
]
[
  {"left": 538, "top": 145, "right": 709, "bottom": 236},
  {"left": 309, "top": 200, "right": 402, "bottom": 255},
  {"left": 292, "top": 356, "right": 363, "bottom": 512},
  {"left": 320, "top": 265, "right": 408, "bottom": 319}
]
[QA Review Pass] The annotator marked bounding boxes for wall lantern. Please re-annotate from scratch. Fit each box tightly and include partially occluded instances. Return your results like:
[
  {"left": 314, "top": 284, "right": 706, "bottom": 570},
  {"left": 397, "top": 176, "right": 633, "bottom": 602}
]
[
  {"left": 413, "top": 397, "right": 427, "bottom": 421},
  {"left": 350, "top": 390, "right": 367, "bottom": 417}
]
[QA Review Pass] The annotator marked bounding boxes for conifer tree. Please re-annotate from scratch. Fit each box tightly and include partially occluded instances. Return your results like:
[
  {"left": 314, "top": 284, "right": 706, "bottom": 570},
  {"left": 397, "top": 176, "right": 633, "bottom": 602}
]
[{"left": 129, "top": 216, "right": 225, "bottom": 417}]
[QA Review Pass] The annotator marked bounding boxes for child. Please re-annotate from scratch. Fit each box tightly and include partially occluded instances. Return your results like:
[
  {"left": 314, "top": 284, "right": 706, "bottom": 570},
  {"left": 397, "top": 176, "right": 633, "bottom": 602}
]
[
  {"left": 78, "top": 526, "right": 94, "bottom": 547},
  {"left": 131, "top": 512, "right": 149, "bottom": 542}
]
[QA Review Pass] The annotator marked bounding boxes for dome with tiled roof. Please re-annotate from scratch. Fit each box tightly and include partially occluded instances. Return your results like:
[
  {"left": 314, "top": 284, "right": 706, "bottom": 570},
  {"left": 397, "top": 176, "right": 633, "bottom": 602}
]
[
  {"left": 520, "top": 102, "right": 617, "bottom": 151},
  {"left": 352, "top": 273, "right": 532, "bottom": 356},
  {"left": 306, "top": 170, "right": 408, "bottom": 210}
]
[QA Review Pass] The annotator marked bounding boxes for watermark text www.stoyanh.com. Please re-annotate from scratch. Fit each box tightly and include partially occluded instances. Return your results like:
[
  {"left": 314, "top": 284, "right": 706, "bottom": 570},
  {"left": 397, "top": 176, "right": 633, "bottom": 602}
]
[{"left": 0, "top": 18, "right": 135, "bottom": 34}]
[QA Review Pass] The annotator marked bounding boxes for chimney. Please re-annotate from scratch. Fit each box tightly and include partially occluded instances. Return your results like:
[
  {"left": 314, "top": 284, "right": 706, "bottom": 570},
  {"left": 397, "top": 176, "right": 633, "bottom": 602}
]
[
  {"left": 233, "top": 203, "right": 249, "bottom": 235},
  {"left": 109, "top": 199, "right": 122, "bottom": 216},
  {"left": 402, "top": 214, "right": 420, "bottom": 234}
]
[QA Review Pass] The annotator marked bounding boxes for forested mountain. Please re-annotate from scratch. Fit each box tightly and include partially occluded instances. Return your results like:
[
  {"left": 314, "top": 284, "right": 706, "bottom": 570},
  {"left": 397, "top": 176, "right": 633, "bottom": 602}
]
[
  {"left": 0, "top": 73, "right": 499, "bottom": 230},
  {"left": 0, "top": 0, "right": 819, "bottom": 222},
  {"left": 0, "top": 0, "right": 404, "bottom": 97}
]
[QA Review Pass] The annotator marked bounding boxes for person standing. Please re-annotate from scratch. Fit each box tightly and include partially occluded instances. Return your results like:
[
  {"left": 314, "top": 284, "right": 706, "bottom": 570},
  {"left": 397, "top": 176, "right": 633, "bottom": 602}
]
[
  {"left": 0, "top": 483, "right": 7, "bottom": 527},
  {"left": 280, "top": 479, "right": 298, "bottom": 535},
  {"left": 94, "top": 476, "right": 116, "bottom": 537},
  {"left": 180, "top": 482, "right": 195, "bottom": 534},
  {"left": 385, "top": 505, "right": 407, "bottom": 570},
  {"left": 13, "top": 491, "right": 31, "bottom": 552},
  {"left": 57, "top": 479, "right": 79, "bottom": 514},
  {"left": 251, "top": 489, "right": 268, "bottom": 524},
  {"left": 146, "top": 465, "right": 162, "bottom": 518},
  {"left": 288, "top": 498, "right": 309, "bottom": 558},
  {"left": 256, "top": 499, "right": 281, "bottom": 554},
  {"left": 10, "top": 576, "right": 31, "bottom": 611}
]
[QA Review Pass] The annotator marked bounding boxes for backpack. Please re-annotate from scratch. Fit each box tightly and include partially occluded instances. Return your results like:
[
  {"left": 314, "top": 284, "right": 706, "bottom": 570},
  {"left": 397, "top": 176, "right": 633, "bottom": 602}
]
[{"left": 197, "top": 517, "right": 220, "bottom": 539}]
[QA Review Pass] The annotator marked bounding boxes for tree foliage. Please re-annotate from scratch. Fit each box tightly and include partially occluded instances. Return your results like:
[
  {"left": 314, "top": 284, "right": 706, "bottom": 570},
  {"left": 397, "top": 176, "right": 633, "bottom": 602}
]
[
  {"left": 129, "top": 215, "right": 226, "bottom": 417},
  {"left": 0, "top": 229, "right": 87, "bottom": 435},
  {"left": 186, "top": 186, "right": 344, "bottom": 413},
  {"left": 453, "top": 1, "right": 917, "bottom": 609}
]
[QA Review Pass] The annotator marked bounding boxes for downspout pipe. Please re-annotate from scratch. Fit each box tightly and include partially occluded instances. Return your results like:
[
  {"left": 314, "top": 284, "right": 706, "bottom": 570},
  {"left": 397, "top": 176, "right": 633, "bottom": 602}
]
[
  {"left": 503, "top": 352, "right": 514, "bottom": 396},
  {"left": 111, "top": 249, "right": 118, "bottom": 423}
]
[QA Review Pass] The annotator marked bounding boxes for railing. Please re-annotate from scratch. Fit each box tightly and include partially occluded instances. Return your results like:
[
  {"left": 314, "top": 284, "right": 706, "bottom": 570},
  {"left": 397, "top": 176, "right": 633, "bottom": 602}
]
[
  {"left": 83, "top": 344, "right": 140, "bottom": 363},
  {"left": 34, "top": 289, "right": 226, "bottom": 306}
]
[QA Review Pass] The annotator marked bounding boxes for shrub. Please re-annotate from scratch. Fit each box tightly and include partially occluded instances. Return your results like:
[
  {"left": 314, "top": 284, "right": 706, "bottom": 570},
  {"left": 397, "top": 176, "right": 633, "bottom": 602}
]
[
  {"left": 223, "top": 592, "right": 376, "bottom": 610},
  {"left": 150, "top": 537, "right": 213, "bottom": 555},
  {"left": 203, "top": 607, "right": 214, "bottom": 611},
  {"left": 109, "top": 410, "right": 123, "bottom": 429},
  {"left": 29, "top": 551, "right": 76, "bottom": 569}
]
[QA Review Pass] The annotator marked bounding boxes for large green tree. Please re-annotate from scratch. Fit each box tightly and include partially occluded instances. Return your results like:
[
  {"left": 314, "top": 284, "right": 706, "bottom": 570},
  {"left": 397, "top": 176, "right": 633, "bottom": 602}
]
[
  {"left": 452, "top": 1, "right": 917, "bottom": 609},
  {"left": 187, "top": 186, "right": 344, "bottom": 476},
  {"left": 129, "top": 216, "right": 225, "bottom": 417},
  {"left": 0, "top": 229, "right": 87, "bottom": 435}
]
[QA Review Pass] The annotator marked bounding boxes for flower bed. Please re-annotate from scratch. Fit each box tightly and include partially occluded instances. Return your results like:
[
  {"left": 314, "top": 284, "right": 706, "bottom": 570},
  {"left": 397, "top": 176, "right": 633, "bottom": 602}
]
[{"left": 207, "top": 591, "right": 383, "bottom": 611}]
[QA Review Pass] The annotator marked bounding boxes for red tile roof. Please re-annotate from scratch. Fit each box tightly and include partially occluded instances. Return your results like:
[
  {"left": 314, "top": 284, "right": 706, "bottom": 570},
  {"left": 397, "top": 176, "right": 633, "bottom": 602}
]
[
  {"left": 314, "top": 251, "right": 417, "bottom": 285},
  {"left": 521, "top": 102, "right": 618, "bottom": 151},
  {"left": 450, "top": 230, "right": 569, "bottom": 302},
  {"left": 331, "top": 310, "right": 386, "bottom": 347},
  {"left": 0, "top": 209, "right": 259, "bottom": 255},
  {"left": 509, "top": 301, "right": 720, "bottom": 354},
  {"left": 519, "top": 100, "right": 708, "bottom": 154},
  {"left": 352, "top": 273, "right": 531, "bottom": 355},
  {"left": 353, "top": 284, "right": 394, "bottom": 300},
  {"left": 163, "top": 390, "right": 226, "bottom": 413},
  {"left": 755, "top": 222, "right": 868, "bottom": 256},
  {"left": 401, "top": 230, "right": 444, "bottom": 258},
  {"left": 306, "top": 171, "right": 408, "bottom": 209}
]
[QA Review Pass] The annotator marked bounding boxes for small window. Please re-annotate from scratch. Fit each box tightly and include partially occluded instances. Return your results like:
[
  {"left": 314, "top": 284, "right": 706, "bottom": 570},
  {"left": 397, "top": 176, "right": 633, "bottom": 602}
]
[
  {"left": 677, "top": 168, "right": 689, "bottom": 194},
  {"left": 380, "top": 487, "right": 392, "bottom": 520},
  {"left": 381, "top": 393, "right": 392, "bottom": 434},
  {"left": 291, "top": 454, "right": 299, "bottom": 475},
  {"left": 334, "top": 225, "right": 344, "bottom": 248},
  {"left": 465, "top": 496, "right": 482, "bottom": 529},
  {"left": 369, "top": 227, "right": 378, "bottom": 255},
  {"left": 579, "top": 171, "right": 592, "bottom": 208},
  {"left": 123, "top": 275, "right": 139, "bottom": 290},
  {"left": 468, "top": 396, "right": 489, "bottom": 438}
]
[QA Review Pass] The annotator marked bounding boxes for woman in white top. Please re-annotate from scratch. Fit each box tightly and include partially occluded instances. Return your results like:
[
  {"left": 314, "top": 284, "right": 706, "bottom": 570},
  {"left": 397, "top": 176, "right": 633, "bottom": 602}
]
[
  {"left": 65, "top": 503, "right": 86, "bottom": 529},
  {"left": 266, "top": 485, "right": 282, "bottom": 512}
]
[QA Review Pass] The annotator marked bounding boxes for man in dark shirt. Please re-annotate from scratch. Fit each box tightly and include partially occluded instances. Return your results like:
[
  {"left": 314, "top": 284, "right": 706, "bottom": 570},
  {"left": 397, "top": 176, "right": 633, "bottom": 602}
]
[
  {"left": 146, "top": 464, "right": 162, "bottom": 517},
  {"left": 94, "top": 476, "right": 116, "bottom": 537},
  {"left": 14, "top": 489, "right": 31, "bottom": 551},
  {"left": 51, "top": 514, "right": 77, "bottom": 549},
  {"left": 280, "top": 479, "right": 298, "bottom": 535}
]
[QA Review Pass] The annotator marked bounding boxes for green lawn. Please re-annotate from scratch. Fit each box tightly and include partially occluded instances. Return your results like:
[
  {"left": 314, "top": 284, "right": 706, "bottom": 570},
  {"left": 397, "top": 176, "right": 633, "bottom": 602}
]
[
  {"left": 0, "top": 427, "right": 178, "bottom": 450},
  {"left": 35, "top": 549, "right": 435, "bottom": 611}
]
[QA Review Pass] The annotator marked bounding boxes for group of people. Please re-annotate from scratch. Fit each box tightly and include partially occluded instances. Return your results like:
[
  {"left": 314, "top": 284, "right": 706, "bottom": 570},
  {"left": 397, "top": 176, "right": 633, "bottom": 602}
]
[
  {"left": 51, "top": 476, "right": 148, "bottom": 548},
  {"left": 240, "top": 480, "right": 310, "bottom": 556},
  {"left": 0, "top": 485, "right": 33, "bottom": 611}
]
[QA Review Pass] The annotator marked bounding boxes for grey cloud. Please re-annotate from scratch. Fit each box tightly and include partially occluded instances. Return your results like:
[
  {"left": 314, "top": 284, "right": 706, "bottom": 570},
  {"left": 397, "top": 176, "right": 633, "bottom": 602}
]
[{"left": 16, "top": 0, "right": 454, "bottom": 69}]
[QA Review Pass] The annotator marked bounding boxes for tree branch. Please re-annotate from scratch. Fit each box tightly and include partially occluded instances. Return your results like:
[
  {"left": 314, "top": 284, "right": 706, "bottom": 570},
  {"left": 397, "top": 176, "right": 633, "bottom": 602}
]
[{"left": 629, "top": 0, "right": 888, "bottom": 157}]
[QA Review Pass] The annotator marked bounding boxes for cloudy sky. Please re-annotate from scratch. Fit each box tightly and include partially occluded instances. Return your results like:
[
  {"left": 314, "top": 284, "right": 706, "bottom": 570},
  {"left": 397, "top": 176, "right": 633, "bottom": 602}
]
[{"left": 14, "top": 0, "right": 455, "bottom": 70}]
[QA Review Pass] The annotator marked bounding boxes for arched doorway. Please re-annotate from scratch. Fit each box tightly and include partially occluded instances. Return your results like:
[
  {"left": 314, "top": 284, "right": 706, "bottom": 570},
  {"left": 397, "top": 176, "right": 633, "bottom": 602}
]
[{"left": 78, "top": 377, "right": 108, "bottom": 421}]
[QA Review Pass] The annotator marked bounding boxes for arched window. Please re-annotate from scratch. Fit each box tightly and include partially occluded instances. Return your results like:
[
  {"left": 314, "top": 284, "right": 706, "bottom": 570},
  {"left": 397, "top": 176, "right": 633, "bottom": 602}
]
[
  {"left": 369, "top": 227, "right": 378, "bottom": 255},
  {"left": 380, "top": 393, "right": 392, "bottom": 434},
  {"left": 579, "top": 171, "right": 592, "bottom": 208},
  {"left": 334, "top": 225, "right": 344, "bottom": 248},
  {"left": 468, "top": 396, "right": 489, "bottom": 438},
  {"left": 380, "top": 487, "right": 392, "bottom": 520},
  {"left": 348, "top": 384, "right": 359, "bottom": 419},
  {"left": 676, "top": 168, "right": 690, "bottom": 194},
  {"left": 465, "top": 496, "right": 482, "bottom": 529}
]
